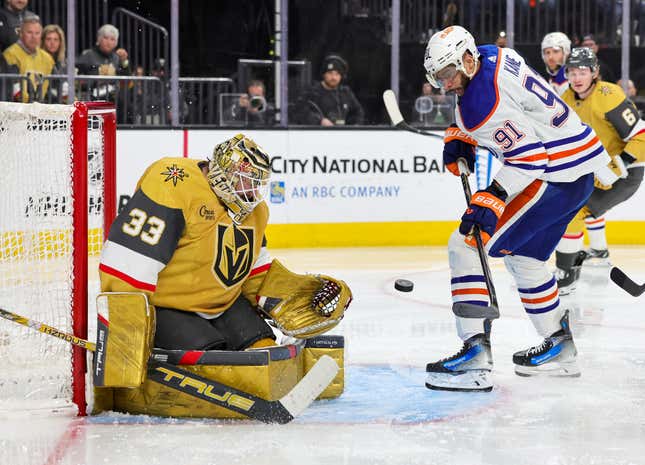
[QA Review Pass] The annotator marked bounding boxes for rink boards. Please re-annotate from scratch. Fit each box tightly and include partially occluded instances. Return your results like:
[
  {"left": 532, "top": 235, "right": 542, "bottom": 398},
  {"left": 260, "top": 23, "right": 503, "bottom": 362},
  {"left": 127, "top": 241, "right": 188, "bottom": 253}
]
[{"left": 111, "top": 129, "right": 645, "bottom": 247}]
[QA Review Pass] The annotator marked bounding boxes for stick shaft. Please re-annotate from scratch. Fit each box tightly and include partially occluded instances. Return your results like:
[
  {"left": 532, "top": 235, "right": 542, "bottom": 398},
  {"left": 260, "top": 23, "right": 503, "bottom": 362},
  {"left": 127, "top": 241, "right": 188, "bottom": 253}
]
[
  {"left": 0, "top": 307, "right": 96, "bottom": 351},
  {"left": 457, "top": 161, "right": 499, "bottom": 309}
]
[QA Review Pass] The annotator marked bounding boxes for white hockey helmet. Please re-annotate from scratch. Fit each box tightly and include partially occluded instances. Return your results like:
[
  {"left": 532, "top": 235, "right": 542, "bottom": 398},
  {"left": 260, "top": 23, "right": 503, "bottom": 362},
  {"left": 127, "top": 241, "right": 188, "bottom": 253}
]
[
  {"left": 541, "top": 32, "right": 571, "bottom": 59},
  {"left": 424, "top": 25, "right": 480, "bottom": 89}
]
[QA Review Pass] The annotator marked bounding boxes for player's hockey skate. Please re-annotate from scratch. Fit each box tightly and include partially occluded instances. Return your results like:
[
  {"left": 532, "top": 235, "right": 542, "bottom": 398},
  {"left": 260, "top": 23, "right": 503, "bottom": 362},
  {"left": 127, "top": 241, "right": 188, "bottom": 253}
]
[
  {"left": 583, "top": 248, "right": 611, "bottom": 267},
  {"left": 556, "top": 251, "right": 588, "bottom": 295},
  {"left": 513, "top": 310, "right": 580, "bottom": 377},
  {"left": 425, "top": 333, "right": 494, "bottom": 392}
]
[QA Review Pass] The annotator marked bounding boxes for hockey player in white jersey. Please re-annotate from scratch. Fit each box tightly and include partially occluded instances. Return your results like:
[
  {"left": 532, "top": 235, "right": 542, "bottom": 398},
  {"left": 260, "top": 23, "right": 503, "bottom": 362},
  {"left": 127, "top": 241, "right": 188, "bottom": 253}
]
[
  {"left": 541, "top": 32, "right": 571, "bottom": 96},
  {"left": 423, "top": 26, "right": 609, "bottom": 391}
]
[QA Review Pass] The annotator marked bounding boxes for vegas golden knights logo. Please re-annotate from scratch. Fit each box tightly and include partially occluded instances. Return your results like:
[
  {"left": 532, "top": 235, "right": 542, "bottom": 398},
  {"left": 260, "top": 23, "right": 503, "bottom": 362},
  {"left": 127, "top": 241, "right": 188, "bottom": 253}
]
[{"left": 213, "top": 224, "right": 254, "bottom": 287}]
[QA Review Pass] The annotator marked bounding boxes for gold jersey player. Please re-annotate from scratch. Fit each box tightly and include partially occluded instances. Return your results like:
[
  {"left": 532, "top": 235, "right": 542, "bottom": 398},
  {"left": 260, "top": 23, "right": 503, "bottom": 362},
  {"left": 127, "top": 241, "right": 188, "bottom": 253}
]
[
  {"left": 555, "top": 48, "right": 645, "bottom": 294},
  {"left": 99, "top": 134, "right": 352, "bottom": 351}
]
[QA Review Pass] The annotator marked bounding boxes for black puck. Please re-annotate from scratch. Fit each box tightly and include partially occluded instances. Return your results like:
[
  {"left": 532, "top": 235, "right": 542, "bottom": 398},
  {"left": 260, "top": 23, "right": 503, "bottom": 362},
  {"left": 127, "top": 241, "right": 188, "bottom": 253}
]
[{"left": 394, "top": 279, "right": 414, "bottom": 292}]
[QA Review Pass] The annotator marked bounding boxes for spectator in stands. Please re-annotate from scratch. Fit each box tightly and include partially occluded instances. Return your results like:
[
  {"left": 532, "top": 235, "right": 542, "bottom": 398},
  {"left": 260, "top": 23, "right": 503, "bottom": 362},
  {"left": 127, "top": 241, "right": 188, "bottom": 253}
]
[
  {"left": 234, "top": 79, "right": 275, "bottom": 127},
  {"left": 76, "top": 24, "right": 130, "bottom": 102},
  {"left": 295, "top": 54, "right": 364, "bottom": 126},
  {"left": 41, "top": 24, "right": 66, "bottom": 73},
  {"left": 412, "top": 81, "right": 454, "bottom": 127},
  {"left": 581, "top": 34, "right": 617, "bottom": 83},
  {"left": 617, "top": 78, "right": 637, "bottom": 98},
  {"left": 0, "top": 0, "right": 35, "bottom": 51},
  {"left": 495, "top": 31, "right": 507, "bottom": 48},
  {"left": 0, "top": 51, "right": 17, "bottom": 101},
  {"left": 77, "top": 24, "right": 130, "bottom": 76},
  {"left": 3, "top": 14, "right": 54, "bottom": 102}
]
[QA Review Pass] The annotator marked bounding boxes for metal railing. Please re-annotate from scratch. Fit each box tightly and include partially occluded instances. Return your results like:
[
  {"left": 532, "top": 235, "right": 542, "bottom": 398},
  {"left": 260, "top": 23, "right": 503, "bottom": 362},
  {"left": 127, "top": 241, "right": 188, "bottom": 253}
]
[
  {"left": 111, "top": 7, "right": 169, "bottom": 76},
  {"left": 343, "top": 0, "right": 642, "bottom": 46},
  {"left": 179, "top": 78, "right": 236, "bottom": 125},
  {"left": 30, "top": 0, "right": 109, "bottom": 54}
]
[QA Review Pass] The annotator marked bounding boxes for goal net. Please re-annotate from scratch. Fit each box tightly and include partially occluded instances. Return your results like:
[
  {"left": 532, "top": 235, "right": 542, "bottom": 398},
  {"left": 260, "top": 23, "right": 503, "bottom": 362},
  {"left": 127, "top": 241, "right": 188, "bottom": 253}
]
[{"left": 0, "top": 102, "right": 116, "bottom": 415}]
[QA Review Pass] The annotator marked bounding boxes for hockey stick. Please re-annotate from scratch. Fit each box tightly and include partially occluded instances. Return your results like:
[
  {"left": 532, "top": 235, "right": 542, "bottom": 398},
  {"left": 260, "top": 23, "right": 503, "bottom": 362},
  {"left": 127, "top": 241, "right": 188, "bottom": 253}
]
[
  {"left": 456, "top": 159, "right": 500, "bottom": 314},
  {"left": 0, "top": 306, "right": 338, "bottom": 423},
  {"left": 610, "top": 267, "right": 645, "bottom": 297},
  {"left": 148, "top": 356, "right": 338, "bottom": 424},
  {"left": 0, "top": 307, "right": 97, "bottom": 351},
  {"left": 382, "top": 89, "right": 444, "bottom": 139}
]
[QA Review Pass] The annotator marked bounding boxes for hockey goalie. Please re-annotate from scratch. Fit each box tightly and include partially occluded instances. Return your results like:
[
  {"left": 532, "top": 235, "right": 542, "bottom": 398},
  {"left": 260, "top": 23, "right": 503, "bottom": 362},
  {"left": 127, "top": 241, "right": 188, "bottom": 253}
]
[{"left": 95, "top": 133, "right": 351, "bottom": 418}]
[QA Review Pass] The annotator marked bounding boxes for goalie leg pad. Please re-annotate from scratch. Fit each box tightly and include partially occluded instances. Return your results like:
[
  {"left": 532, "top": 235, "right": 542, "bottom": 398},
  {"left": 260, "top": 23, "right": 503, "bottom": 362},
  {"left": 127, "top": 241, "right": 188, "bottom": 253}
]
[{"left": 94, "top": 292, "right": 154, "bottom": 388}]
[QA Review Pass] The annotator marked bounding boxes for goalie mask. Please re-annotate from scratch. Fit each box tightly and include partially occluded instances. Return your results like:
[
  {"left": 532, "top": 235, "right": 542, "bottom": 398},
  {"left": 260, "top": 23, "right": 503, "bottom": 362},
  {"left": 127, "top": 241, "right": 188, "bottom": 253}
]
[
  {"left": 207, "top": 134, "right": 271, "bottom": 224},
  {"left": 424, "top": 25, "right": 479, "bottom": 89}
]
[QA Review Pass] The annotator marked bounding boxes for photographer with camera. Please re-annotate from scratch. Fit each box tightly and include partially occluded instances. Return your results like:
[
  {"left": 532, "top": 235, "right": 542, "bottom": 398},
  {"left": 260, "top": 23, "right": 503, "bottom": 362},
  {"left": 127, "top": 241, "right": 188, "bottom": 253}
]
[{"left": 232, "top": 79, "right": 275, "bottom": 127}]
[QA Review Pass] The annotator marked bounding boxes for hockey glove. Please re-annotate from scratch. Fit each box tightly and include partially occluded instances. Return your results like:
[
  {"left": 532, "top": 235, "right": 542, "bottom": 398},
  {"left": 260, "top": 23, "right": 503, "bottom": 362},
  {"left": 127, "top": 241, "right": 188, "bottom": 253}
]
[
  {"left": 459, "top": 181, "right": 507, "bottom": 246},
  {"left": 594, "top": 154, "right": 630, "bottom": 190},
  {"left": 443, "top": 124, "right": 477, "bottom": 176}
]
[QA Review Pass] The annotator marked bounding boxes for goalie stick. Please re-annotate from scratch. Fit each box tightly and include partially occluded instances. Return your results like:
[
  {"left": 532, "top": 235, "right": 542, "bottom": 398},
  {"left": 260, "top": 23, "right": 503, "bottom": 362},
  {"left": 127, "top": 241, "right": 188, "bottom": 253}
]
[
  {"left": 610, "top": 267, "right": 645, "bottom": 297},
  {"left": 0, "top": 306, "right": 339, "bottom": 423}
]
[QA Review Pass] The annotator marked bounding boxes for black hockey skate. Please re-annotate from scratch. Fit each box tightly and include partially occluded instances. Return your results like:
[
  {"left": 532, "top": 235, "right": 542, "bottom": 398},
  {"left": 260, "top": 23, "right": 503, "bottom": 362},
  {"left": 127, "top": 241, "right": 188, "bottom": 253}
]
[
  {"left": 513, "top": 310, "right": 580, "bottom": 377},
  {"left": 583, "top": 248, "right": 611, "bottom": 267},
  {"left": 556, "top": 250, "right": 588, "bottom": 295},
  {"left": 425, "top": 333, "right": 494, "bottom": 392}
]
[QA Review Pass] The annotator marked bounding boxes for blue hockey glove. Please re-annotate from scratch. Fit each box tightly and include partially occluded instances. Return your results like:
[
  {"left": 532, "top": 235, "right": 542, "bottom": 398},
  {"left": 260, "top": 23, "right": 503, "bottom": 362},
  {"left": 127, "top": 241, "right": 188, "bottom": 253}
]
[{"left": 459, "top": 181, "right": 508, "bottom": 245}]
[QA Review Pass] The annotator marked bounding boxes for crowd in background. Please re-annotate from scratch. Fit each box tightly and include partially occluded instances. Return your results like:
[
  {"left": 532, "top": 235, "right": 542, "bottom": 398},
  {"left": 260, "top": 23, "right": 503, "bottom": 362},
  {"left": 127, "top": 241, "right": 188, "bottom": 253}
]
[{"left": 1, "top": 0, "right": 644, "bottom": 127}]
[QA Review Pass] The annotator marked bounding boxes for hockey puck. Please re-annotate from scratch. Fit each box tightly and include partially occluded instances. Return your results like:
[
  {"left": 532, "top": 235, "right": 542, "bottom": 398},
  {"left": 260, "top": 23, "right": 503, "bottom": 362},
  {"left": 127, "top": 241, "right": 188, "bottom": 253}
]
[{"left": 394, "top": 279, "right": 414, "bottom": 292}]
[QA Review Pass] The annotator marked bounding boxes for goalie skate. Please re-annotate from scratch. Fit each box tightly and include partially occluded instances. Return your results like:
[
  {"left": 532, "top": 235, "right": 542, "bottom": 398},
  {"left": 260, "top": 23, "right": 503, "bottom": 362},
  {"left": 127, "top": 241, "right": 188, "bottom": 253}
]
[
  {"left": 513, "top": 310, "right": 580, "bottom": 377},
  {"left": 425, "top": 334, "right": 493, "bottom": 392}
]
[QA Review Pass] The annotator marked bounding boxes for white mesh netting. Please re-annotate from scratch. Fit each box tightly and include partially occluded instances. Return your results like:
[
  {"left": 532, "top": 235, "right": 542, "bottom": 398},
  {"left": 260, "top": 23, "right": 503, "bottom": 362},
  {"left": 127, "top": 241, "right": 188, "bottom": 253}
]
[{"left": 0, "top": 103, "right": 105, "bottom": 412}]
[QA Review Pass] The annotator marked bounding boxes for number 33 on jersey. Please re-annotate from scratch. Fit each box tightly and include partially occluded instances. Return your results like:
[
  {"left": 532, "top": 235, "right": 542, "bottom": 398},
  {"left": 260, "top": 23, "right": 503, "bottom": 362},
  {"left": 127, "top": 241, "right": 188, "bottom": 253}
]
[{"left": 99, "top": 158, "right": 270, "bottom": 315}]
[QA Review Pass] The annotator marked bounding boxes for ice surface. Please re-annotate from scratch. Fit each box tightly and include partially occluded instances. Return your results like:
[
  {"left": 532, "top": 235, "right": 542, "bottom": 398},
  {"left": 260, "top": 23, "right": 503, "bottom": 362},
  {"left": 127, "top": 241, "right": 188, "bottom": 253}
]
[{"left": 1, "top": 246, "right": 644, "bottom": 465}]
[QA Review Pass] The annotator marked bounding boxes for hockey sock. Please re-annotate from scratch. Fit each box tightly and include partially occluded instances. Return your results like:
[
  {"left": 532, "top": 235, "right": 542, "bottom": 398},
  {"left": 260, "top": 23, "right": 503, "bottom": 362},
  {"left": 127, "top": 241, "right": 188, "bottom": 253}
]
[
  {"left": 556, "top": 232, "right": 584, "bottom": 254},
  {"left": 584, "top": 216, "right": 607, "bottom": 250}
]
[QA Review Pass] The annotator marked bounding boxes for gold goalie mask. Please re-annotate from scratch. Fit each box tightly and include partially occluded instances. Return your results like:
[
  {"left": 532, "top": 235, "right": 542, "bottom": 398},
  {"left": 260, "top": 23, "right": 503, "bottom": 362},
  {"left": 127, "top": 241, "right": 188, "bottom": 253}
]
[
  {"left": 208, "top": 134, "right": 271, "bottom": 224},
  {"left": 256, "top": 260, "right": 353, "bottom": 338}
]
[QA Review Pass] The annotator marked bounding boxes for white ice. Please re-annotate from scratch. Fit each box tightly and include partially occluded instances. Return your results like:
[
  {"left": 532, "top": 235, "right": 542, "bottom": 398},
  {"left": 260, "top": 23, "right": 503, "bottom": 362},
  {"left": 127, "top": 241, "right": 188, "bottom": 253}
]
[{"left": 1, "top": 246, "right": 644, "bottom": 465}]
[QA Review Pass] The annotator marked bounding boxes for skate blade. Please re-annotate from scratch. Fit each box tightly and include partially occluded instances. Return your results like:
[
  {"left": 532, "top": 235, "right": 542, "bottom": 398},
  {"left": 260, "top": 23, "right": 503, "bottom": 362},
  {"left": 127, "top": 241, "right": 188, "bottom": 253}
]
[
  {"left": 514, "top": 360, "right": 581, "bottom": 378},
  {"left": 425, "top": 370, "right": 493, "bottom": 392}
]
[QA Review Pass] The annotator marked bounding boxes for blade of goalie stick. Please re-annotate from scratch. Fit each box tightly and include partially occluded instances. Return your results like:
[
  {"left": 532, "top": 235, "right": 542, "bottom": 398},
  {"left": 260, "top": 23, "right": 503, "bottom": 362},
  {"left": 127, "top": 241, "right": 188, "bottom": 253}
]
[
  {"left": 0, "top": 307, "right": 97, "bottom": 351},
  {"left": 610, "top": 267, "right": 645, "bottom": 297},
  {"left": 147, "top": 354, "right": 339, "bottom": 424},
  {"left": 382, "top": 89, "right": 444, "bottom": 140}
]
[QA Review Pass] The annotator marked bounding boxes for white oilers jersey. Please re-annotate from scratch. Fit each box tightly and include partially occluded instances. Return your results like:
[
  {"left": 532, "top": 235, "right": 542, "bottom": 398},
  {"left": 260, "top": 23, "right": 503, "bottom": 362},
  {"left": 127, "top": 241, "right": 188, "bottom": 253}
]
[
  {"left": 548, "top": 66, "right": 569, "bottom": 96},
  {"left": 454, "top": 45, "right": 609, "bottom": 196}
]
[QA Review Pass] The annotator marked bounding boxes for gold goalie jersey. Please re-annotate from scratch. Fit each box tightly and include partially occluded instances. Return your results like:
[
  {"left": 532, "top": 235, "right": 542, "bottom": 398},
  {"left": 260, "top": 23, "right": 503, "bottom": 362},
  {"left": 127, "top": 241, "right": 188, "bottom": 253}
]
[
  {"left": 99, "top": 157, "right": 271, "bottom": 315},
  {"left": 562, "top": 81, "right": 645, "bottom": 163}
]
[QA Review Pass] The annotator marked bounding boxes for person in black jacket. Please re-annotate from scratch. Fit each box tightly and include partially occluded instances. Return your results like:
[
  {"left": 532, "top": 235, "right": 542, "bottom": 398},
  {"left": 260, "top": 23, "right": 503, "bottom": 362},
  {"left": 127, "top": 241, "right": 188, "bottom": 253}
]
[
  {"left": 76, "top": 24, "right": 130, "bottom": 102},
  {"left": 295, "top": 54, "right": 365, "bottom": 126},
  {"left": 0, "top": 0, "right": 35, "bottom": 51}
]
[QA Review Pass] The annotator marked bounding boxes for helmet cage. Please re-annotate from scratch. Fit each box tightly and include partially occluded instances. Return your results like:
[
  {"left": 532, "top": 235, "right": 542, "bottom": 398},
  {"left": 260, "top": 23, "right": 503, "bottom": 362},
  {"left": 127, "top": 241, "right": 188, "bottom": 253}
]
[
  {"left": 208, "top": 134, "right": 271, "bottom": 224},
  {"left": 424, "top": 26, "right": 479, "bottom": 89}
]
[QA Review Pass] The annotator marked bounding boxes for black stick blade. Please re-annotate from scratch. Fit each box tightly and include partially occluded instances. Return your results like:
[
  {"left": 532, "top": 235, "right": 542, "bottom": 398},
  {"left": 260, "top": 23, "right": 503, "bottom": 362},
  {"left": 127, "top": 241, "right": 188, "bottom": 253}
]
[{"left": 610, "top": 267, "right": 645, "bottom": 297}]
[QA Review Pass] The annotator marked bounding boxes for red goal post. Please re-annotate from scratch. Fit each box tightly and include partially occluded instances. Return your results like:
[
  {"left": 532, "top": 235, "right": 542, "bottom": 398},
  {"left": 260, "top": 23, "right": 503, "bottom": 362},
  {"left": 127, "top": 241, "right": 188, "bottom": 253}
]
[{"left": 0, "top": 101, "right": 116, "bottom": 416}]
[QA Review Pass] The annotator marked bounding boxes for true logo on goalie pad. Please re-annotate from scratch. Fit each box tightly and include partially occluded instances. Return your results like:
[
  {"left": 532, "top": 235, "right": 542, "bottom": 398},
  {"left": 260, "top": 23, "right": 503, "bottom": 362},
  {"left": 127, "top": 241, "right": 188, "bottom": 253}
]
[{"left": 153, "top": 365, "right": 256, "bottom": 411}]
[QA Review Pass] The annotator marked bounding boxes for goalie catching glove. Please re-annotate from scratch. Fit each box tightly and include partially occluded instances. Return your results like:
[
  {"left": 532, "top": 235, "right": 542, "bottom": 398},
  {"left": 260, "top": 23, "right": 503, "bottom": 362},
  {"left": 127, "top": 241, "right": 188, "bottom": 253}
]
[{"left": 256, "top": 259, "right": 352, "bottom": 338}]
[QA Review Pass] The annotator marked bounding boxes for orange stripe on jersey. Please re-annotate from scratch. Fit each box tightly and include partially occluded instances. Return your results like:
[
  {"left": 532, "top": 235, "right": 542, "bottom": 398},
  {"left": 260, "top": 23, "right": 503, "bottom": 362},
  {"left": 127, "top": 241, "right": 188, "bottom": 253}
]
[
  {"left": 469, "top": 48, "right": 503, "bottom": 132},
  {"left": 520, "top": 289, "right": 559, "bottom": 304},
  {"left": 548, "top": 135, "right": 600, "bottom": 161},
  {"left": 495, "top": 179, "right": 543, "bottom": 231},
  {"left": 452, "top": 288, "right": 489, "bottom": 296},
  {"left": 506, "top": 152, "right": 548, "bottom": 163}
]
